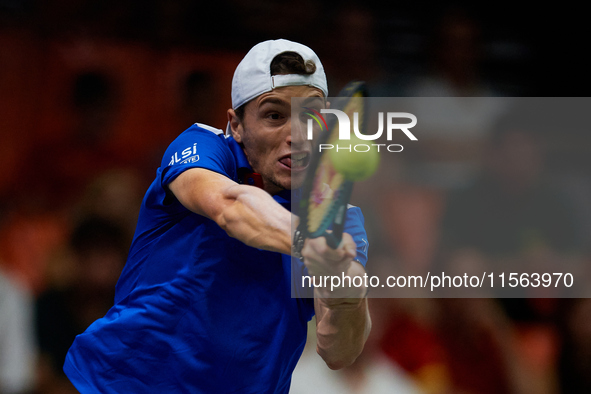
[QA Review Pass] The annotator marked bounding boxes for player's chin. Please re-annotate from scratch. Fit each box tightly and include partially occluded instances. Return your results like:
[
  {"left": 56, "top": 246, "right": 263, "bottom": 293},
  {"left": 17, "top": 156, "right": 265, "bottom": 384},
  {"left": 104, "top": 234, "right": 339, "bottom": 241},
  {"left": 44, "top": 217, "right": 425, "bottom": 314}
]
[
  {"left": 272, "top": 171, "right": 304, "bottom": 191},
  {"left": 290, "top": 173, "right": 306, "bottom": 189},
  {"left": 277, "top": 163, "right": 305, "bottom": 183}
]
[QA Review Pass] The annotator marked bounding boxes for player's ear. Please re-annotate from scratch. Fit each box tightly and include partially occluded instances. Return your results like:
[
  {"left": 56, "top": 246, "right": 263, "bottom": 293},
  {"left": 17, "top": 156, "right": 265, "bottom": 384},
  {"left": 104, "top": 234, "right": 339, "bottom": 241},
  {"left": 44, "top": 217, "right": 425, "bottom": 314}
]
[
  {"left": 326, "top": 100, "right": 331, "bottom": 110},
  {"left": 227, "top": 108, "right": 243, "bottom": 144}
]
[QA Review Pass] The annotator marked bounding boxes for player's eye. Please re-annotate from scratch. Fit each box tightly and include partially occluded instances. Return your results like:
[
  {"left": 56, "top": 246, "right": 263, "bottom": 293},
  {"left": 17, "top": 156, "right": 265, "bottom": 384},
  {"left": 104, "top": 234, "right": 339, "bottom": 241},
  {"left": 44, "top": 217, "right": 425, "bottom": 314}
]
[{"left": 267, "top": 112, "right": 283, "bottom": 121}]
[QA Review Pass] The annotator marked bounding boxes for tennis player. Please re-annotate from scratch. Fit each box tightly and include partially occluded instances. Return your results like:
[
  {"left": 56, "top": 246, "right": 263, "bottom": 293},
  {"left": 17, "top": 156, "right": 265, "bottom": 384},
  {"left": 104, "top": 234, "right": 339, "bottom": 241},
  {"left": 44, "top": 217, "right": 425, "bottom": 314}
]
[{"left": 64, "top": 39, "right": 371, "bottom": 393}]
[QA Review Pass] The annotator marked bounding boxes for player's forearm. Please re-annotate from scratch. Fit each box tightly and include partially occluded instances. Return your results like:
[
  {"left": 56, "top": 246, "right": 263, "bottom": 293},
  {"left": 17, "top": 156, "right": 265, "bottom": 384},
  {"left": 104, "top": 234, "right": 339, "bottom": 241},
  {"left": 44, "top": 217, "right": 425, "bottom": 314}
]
[
  {"left": 170, "top": 169, "right": 295, "bottom": 254},
  {"left": 313, "top": 262, "right": 371, "bottom": 370},
  {"left": 217, "top": 184, "right": 294, "bottom": 254},
  {"left": 315, "top": 295, "right": 371, "bottom": 370}
]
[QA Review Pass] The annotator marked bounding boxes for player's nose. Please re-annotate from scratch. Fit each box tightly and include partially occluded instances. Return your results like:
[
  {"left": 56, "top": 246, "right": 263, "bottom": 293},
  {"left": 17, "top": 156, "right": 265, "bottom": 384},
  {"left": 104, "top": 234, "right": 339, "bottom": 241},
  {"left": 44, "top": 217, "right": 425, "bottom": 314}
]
[{"left": 288, "top": 115, "right": 307, "bottom": 149}]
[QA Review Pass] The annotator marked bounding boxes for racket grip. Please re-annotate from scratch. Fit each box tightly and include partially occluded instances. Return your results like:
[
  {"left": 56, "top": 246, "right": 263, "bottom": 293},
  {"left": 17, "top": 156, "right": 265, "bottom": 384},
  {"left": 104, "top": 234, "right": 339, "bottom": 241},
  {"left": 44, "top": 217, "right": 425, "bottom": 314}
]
[
  {"left": 324, "top": 181, "right": 353, "bottom": 249},
  {"left": 324, "top": 232, "right": 341, "bottom": 249}
]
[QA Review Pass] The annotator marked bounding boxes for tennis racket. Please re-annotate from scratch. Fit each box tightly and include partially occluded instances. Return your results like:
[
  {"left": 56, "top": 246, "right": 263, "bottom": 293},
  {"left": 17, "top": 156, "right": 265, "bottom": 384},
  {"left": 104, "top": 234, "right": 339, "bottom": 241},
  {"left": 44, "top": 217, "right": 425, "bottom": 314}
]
[{"left": 293, "top": 81, "right": 368, "bottom": 258}]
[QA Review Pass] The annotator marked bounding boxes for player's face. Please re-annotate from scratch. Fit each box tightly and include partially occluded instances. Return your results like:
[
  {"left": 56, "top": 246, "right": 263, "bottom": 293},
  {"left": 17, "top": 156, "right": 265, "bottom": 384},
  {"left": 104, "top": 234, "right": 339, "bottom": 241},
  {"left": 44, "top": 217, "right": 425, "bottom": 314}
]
[{"left": 229, "top": 85, "right": 325, "bottom": 195}]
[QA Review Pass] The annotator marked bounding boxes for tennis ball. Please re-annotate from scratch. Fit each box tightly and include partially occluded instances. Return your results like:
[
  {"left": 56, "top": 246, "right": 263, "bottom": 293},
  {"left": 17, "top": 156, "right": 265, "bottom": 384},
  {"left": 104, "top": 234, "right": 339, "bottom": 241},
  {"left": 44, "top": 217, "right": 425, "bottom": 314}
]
[{"left": 328, "top": 136, "right": 380, "bottom": 181}]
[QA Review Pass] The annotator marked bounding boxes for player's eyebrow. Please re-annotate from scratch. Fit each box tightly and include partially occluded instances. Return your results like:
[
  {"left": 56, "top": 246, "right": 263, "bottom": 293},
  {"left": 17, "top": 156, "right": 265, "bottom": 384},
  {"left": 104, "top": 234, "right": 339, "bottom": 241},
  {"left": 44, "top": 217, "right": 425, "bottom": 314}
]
[
  {"left": 299, "top": 96, "right": 325, "bottom": 107},
  {"left": 259, "top": 97, "right": 289, "bottom": 108}
]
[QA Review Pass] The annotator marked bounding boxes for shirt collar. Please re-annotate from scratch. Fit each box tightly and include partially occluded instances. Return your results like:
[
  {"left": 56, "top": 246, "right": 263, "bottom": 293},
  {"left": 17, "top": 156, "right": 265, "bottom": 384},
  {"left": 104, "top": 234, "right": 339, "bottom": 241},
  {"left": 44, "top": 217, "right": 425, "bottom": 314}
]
[
  {"left": 226, "top": 135, "right": 252, "bottom": 171},
  {"left": 226, "top": 134, "right": 296, "bottom": 205},
  {"left": 274, "top": 189, "right": 292, "bottom": 204}
]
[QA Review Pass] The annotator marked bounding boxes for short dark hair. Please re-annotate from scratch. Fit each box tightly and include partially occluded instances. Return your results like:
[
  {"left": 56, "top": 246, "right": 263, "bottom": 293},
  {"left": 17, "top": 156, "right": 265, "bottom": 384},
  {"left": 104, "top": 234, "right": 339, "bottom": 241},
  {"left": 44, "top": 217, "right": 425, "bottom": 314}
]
[
  {"left": 234, "top": 51, "right": 317, "bottom": 120},
  {"left": 270, "top": 51, "right": 317, "bottom": 76}
]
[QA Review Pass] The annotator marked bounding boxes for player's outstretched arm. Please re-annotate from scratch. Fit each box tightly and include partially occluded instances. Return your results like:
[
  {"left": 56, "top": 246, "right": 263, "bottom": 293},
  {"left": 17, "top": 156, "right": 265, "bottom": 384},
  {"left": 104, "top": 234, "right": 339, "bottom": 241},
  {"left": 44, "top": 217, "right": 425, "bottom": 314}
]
[
  {"left": 169, "top": 167, "right": 294, "bottom": 254},
  {"left": 302, "top": 235, "right": 372, "bottom": 370}
]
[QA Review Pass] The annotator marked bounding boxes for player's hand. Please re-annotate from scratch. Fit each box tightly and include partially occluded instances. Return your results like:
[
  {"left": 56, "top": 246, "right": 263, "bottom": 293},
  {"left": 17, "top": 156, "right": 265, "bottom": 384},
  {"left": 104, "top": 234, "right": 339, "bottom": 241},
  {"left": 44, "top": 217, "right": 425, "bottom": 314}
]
[
  {"left": 301, "top": 233, "right": 356, "bottom": 277},
  {"left": 301, "top": 233, "right": 367, "bottom": 302}
]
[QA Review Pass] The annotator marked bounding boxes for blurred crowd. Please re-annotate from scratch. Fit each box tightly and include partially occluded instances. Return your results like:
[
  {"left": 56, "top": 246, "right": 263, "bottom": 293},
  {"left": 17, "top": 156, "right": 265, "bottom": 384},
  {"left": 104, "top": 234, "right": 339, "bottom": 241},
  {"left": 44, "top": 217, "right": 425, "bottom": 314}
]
[{"left": 1, "top": 1, "right": 590, "bottom": 393}]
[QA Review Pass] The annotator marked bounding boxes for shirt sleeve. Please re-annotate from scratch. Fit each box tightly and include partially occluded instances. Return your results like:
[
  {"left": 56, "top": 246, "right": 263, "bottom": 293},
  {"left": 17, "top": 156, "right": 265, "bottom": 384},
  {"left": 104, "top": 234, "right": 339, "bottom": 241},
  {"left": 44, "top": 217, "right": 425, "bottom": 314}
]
[
  {"left": 290, "top": 205, "right": 369, "bottom": 301},
  {"left": 344, "top": 206, "right": 369, "bottom": 267},
  {"left": 160, "top": 125, "right": 236, "bottom": 190}
]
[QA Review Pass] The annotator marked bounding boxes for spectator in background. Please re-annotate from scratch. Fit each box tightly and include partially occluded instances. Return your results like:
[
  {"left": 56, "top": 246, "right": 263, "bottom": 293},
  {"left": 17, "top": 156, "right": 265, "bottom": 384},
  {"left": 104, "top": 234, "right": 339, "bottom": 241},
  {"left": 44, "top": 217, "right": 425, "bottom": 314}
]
[
  {"left": 439, "top": 109, "right": 583, "bottom": 305},
  {"left": 377, "top": 8, "right": 507, "bottom": 283},
  {"left": 178, "top": 71, "right": 218, "bottom": 128},
  {"left": 433, "top": 108, "right": 584, "bottom": 393},
  {"left": 35, "top": 216, "right": 127, "bottom": 394},
  {"left": 558, "top": 298, "right": 591, "bottom": 393},
  {"left": 408, "top": 6, "right": 494, "bottom": 98},
  {"left": 15, "top": 71, "right": 125, "bottom": 212},
  {"left": 0, "top": 71, "right": 132, "bottom": 294},
  {"left": 0, "top": 267, "right": 36, "bottom": 394},
  {"left": 73, "top": 168, "right": 144, "bottom": 244},
  {"left": 318, "top": 3, "right": 393, "bottom": 96},
  {"left": 402, "top": 7, "right": 507, "bottom": 191}
]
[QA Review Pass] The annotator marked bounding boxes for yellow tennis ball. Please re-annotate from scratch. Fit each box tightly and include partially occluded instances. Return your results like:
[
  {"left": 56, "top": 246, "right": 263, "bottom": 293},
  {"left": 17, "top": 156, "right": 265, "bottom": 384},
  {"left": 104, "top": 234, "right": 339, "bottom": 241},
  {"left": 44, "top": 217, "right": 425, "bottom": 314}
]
[{"left": 328, "top": 137, "right": 380, "bottom": 181}]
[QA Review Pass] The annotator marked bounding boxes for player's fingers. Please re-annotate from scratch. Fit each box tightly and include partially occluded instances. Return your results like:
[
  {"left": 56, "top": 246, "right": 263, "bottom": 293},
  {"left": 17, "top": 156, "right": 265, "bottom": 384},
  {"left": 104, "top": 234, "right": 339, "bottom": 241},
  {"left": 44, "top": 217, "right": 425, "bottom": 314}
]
[
  {"left": 307, "top": 236, "right": 347, "bottom": 263},
  {"left": 301, "top": 238, "right": 331, "bottom": 267},
  {"left": 304, "top": 233, "right": 356, "bottom": 264},
  {"left": 338, "top": 233, "right": 357, "bottom": 261},
  {"left": 301, "top": 234, "right": 356, "bottom": 277},
  {"left": 301, "top": 251, "right": 333, "bottom": 277}
]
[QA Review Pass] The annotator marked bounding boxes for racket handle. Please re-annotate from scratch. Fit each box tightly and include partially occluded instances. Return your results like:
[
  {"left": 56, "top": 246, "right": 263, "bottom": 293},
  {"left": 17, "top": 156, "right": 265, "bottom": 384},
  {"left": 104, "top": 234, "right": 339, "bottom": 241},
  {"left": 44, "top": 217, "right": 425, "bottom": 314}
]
[
  {"left": 324, "top": 232, "right": 341, "bottom": 249},
  {"left": 325, "top": 208, "right": 345, "bottom": 249},
  {"left": 324, "top": 181, "right": 353, "bottom": 249}
]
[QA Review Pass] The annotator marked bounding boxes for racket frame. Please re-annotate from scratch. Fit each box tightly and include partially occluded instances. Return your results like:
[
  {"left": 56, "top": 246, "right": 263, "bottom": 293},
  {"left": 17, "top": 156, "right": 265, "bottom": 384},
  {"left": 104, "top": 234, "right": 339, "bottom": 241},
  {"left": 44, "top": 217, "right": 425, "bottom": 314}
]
[{"left": 293, "top": 81, "right": 367, "bottom": 257}]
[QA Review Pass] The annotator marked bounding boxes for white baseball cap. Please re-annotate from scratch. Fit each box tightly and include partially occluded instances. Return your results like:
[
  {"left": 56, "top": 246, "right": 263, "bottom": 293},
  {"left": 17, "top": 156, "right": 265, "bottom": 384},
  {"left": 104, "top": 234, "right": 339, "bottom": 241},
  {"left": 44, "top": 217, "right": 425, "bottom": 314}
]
[{"left": 231, "top": 39, "right": 329, "bottom": 110}]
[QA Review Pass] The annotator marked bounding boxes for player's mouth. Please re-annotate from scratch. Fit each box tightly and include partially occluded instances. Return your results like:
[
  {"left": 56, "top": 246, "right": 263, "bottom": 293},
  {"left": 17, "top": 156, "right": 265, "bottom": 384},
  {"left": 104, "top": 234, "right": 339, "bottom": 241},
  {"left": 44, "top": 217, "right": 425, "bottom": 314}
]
[{"left": 279, "top": 152, "right": 310, "bottom": 171}]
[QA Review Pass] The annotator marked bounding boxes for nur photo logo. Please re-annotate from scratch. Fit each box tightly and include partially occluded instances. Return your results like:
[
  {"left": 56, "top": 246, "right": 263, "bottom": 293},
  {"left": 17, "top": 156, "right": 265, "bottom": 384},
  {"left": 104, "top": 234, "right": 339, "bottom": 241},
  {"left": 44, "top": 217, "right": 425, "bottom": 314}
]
[{"left": 302, "top": 106, "right": 418, "bottom": 153}]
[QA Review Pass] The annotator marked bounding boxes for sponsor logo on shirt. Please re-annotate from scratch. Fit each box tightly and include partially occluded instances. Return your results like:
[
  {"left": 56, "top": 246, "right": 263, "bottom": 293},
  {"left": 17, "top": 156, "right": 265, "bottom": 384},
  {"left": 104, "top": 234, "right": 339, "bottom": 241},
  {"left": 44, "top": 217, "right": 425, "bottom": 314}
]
[
  {"left": 360, "top": 238, "right": 368, "bottom": 254},
  {"left": 168, "top": 143, "right": 199, "bottom": 166}
]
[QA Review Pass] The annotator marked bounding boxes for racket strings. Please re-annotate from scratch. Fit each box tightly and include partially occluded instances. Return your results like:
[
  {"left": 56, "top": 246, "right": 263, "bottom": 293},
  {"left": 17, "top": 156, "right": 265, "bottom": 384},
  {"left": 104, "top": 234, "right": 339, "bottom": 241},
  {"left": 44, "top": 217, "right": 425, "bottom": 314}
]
[
  {"left": 307, "top": 157, "right": 345, "bottom": 233},
  {"left": 300, "top": 81, "right": 367, "bottom": 237}
]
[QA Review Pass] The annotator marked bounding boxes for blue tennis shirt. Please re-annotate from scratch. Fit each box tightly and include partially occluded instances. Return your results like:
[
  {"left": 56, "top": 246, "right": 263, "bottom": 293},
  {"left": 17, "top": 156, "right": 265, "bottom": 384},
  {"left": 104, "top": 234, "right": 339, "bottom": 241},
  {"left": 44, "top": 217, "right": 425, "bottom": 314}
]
[{"left": 64, "top": 123, "right": 368, "bottom": 393}]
